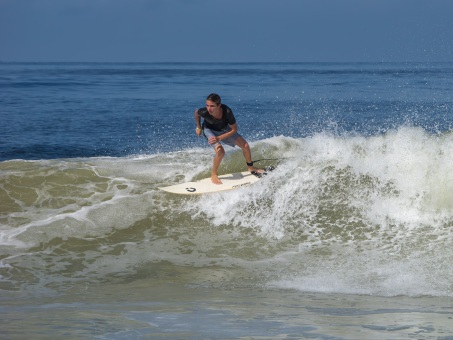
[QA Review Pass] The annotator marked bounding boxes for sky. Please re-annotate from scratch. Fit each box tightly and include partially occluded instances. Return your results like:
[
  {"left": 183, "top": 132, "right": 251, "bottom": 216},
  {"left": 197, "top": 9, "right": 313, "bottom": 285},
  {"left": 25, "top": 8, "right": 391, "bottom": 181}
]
[{"left": 1, "top": 0, "right": 452, "bottom": 63}]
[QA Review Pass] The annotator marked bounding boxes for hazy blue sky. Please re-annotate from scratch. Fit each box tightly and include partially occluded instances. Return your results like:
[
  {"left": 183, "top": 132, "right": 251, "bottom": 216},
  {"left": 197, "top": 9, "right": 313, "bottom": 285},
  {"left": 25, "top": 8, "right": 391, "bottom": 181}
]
[{"left": 1, "top": 0, "right": 452, "bottom": 62}]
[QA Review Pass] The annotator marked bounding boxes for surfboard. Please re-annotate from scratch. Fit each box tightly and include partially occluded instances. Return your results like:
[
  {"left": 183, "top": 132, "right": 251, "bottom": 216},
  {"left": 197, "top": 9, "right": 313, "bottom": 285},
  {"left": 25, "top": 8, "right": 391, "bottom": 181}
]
[{"left": 159, "top": 167, "right": 273, "bottom": 195}]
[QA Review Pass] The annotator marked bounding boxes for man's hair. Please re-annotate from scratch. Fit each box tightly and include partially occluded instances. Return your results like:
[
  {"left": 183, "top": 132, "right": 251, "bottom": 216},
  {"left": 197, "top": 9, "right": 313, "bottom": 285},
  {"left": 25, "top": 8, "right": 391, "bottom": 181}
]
[{"left": 206, "top": 93, "right": 221, "bottom": 105}]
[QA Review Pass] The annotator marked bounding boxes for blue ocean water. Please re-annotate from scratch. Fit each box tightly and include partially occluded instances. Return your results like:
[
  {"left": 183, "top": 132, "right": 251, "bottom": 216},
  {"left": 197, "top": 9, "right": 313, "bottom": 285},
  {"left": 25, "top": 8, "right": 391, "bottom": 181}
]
[
  {"left": 1, "top": 62, "right": 452, "bottom": 161},
  {"left": 2, "top": 62, "right": 453, "bottom": 338}
]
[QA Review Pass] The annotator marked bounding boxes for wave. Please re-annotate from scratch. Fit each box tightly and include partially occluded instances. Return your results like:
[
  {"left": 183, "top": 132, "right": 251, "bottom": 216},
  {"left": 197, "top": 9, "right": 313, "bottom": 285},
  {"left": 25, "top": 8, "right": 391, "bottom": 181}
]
[{"left": 1, "top": 126, "right": 453, "bottom": 297}]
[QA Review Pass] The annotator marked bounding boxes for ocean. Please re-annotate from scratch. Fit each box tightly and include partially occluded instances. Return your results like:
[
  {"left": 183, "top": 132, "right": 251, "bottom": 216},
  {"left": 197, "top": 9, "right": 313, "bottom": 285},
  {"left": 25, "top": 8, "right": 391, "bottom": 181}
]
[{"left": 1, "top": 62, "right": 453, "bottom": 339}]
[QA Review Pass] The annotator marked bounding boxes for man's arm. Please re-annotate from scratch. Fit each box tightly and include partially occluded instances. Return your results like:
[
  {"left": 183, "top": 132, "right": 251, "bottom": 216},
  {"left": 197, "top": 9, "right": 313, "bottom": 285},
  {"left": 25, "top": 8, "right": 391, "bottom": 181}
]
[
  {"left": 208, "top": 123, "right": 238, "bottom": 145},
  {"left": 194, "top": 109, "right": 202, "bottom": 136}
]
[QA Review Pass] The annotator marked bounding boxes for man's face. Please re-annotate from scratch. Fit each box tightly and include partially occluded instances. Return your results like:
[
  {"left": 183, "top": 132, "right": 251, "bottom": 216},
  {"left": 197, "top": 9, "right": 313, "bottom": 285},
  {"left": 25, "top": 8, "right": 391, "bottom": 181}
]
[{"left": 206, "top": 100, "right": 220, "bottom": 115}]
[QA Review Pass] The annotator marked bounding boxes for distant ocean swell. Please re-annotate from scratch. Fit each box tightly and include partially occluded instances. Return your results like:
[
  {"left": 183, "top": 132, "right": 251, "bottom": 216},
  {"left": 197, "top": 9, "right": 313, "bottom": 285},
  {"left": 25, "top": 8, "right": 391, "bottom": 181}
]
[
  {"left": 2, "top": 62, "right": 453, "bottom": 162},
  {"left": 1, "top": 127, "right": 453, "bottom": 297}
]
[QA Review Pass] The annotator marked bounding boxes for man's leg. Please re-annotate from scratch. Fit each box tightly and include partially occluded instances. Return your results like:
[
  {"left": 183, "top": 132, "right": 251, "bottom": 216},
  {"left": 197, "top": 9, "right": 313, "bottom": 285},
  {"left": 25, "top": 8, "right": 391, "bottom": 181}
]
[
  {"left": 211, "top": 144, "right": 225, "bottom": 184},
  {"left": 235, "top": 137, "right": 264, "bottom": 173}
]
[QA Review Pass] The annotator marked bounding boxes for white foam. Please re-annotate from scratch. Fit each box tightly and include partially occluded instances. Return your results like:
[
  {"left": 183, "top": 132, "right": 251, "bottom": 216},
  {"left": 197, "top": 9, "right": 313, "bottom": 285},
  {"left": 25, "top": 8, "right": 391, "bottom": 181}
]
[
  {"left": 182, "top": 128, "right": 453, "bottom": 296},
  {"left": 3, "top": 128, "right": 453, "bottom": 296}
]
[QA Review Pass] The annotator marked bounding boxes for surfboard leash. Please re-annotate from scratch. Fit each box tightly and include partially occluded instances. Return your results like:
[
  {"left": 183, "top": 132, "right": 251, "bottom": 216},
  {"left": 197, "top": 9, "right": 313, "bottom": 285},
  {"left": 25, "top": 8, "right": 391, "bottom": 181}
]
[{"left": 252, "top": 157, "right": 294, "bottom": 163}]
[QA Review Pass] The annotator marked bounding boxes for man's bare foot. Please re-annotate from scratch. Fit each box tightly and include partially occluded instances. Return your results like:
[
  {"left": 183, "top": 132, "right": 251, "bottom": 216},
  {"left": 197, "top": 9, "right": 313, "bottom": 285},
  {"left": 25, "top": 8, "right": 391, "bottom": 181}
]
[{"left": 211, "top": 174, "right": 222, "bottom": 185}]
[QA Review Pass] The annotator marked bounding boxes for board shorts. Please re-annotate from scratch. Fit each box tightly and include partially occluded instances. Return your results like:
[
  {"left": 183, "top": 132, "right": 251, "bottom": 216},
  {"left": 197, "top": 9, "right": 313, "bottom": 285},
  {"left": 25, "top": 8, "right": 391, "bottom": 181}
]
[{"left": 203, "top": 126, "right": 242, "bottom": 148}]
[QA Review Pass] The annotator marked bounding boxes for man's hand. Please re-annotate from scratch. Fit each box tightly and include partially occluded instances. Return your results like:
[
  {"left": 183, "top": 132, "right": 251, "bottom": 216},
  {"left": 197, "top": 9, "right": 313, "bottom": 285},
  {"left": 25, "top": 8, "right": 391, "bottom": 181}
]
[{"left": 208, "top": 136, "right": 219, "bottom": 145}]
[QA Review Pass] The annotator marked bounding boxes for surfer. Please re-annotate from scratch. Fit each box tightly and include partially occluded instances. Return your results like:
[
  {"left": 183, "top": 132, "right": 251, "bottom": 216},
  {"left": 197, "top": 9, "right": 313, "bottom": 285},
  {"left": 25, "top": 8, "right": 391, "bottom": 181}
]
[{"left": 194, "top": 93, "right": 265, "bottom": 185}]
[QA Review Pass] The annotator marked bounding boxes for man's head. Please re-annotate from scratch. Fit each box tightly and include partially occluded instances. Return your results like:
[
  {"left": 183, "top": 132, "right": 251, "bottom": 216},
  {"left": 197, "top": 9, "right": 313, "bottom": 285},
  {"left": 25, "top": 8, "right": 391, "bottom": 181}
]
[{"left": 206, "top": 93, "right": 221, "bottom": 115}]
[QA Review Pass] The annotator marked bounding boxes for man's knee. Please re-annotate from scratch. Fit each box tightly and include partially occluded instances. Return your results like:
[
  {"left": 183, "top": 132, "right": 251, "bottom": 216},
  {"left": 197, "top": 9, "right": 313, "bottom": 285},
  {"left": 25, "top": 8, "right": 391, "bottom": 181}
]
[{"left": 215, "top": 145, "right": 225, "bottom": 157}]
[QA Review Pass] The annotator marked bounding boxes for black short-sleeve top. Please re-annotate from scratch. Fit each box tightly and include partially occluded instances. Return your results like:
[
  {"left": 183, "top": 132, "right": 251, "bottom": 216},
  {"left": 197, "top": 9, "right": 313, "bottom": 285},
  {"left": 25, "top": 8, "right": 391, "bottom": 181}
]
[{"left": 197, "top": 104, "right": 236, "bottom": 131}]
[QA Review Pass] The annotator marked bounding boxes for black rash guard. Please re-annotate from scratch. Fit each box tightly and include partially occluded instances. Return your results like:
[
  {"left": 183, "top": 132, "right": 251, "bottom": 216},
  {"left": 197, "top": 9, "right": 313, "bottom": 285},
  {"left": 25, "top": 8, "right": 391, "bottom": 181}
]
[{"left": 197, "top": 104, "right": 236, "bottom": 131}]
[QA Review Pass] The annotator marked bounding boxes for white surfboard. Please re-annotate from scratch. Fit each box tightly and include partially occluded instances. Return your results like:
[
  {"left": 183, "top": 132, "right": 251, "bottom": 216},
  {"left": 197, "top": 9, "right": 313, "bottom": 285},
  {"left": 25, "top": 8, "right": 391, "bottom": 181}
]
[{"left": 159, "top": 171, "right": 264, "bottom": 195}]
